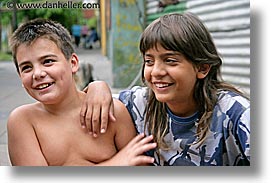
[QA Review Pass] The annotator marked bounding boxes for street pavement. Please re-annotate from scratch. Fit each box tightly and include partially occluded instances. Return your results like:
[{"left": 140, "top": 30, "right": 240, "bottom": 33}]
[{"left": 0, "top": 46, "right": 115, "bottom": 166}]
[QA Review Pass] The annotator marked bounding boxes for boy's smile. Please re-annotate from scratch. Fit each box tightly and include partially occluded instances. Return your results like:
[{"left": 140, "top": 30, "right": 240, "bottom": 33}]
[{"left": 34, "top": 82, "right": 54, "bottom": 90}]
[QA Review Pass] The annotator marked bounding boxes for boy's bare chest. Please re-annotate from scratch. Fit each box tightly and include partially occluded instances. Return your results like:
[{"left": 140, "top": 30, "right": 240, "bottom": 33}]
[{"left": 32, "top": 114, "right": 117, "bottom": 165}]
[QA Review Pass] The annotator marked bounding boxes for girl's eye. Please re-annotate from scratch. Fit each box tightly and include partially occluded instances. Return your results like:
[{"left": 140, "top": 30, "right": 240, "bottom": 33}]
[
  {"left": 165, "top": 58, "right": 178, "bottom": 65},
  {"left": 144, "top": 59, "right": 154, "bottom": 65},
  {"left": 166, "top": 58, "right": 177, "bottom": 63}
]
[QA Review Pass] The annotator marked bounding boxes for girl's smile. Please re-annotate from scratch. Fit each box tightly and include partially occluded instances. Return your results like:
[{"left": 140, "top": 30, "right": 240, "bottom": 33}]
[{"left": 143, "top": 44, "right": 200, "bottom": 117}]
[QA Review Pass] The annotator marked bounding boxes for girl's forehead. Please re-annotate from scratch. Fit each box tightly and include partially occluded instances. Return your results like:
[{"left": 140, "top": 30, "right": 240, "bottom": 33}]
[
  {"left": 145, "top": 43, "right": 181, "bottom": 55},
  {"left": 145, "top": 43, "right": 167, "bottom": 52}
]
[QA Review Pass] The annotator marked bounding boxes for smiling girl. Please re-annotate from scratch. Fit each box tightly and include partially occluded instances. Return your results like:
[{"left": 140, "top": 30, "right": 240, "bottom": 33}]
[{"left": 83, "top": 12, "right": 250, "bottom": 166}]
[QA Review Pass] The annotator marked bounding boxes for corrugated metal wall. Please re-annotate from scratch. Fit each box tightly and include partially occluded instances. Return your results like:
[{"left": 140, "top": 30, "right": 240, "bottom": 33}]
[
  {"left": 145, "top": 0, "right": 250, "bottom": 95},
  {"left": 145, "top": 0, "right": 187, "bottom": 25},
  {"left": 186, "top": 0, "right": 250, "bottom": 95}
]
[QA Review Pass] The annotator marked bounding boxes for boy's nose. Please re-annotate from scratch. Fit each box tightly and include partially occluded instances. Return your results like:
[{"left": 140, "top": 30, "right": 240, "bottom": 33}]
[{"left": 33, "top": 69, "right": 47, "bottom": 79}]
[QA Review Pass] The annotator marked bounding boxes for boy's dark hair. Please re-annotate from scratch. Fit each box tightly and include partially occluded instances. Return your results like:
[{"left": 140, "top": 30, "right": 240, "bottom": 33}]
[{"left": 9, "top": 18, "right": 75, "bottom": 73}]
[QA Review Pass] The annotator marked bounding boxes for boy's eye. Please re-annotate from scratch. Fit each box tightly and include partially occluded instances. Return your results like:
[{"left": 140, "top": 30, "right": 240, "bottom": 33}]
[
  {"left": 44, "top": 59, "right": 54, "bottom": 65},
  {"left": 21, "top": 65, "right": 32, "bottom": 72}
]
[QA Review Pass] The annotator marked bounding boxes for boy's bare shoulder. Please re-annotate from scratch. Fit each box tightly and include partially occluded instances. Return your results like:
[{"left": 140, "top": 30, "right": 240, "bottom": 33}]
[
  {"left": 111, "top": 98, "right": 136, "bottom": 150},
  {"left": 112, "top": 98, "right": 133, "bottom": 128},
  {"left": 8, "top": 102, "right": 42, "bottom": 125},
  {"left": 112, "top": 98, "right": 132, "bottom": 121}
]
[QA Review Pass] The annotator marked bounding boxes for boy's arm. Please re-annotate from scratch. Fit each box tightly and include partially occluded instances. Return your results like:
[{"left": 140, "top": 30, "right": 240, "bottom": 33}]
[
  {"left": 112, "top": 99, "right": 136, "bottom": 149},
  {"left": 81, "top": 81, "right": 115, "bottom": 137},
  {"left": 7, "top": 107, "right": 48, "bottom": 166},
  {"left": 96, "top": 99, "right": 156, "bottom": 166}
]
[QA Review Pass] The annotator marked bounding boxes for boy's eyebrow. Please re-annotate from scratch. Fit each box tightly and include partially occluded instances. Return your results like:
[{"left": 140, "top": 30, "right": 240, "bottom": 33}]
[
  {"left": 18, "top": 61, "right": 31, "bottom": 68},
  {"left": 18, "top": 54, "right": 58, "bottom": 67}
]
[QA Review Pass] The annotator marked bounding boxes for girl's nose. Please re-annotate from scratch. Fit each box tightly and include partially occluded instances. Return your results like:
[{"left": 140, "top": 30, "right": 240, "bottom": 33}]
[{"left": 151, "top": 62, "right": 166, "bottom": 77}]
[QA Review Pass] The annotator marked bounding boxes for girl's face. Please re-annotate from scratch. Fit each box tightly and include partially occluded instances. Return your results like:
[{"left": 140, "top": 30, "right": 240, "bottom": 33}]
[
  {"left": 143, "top": 44, "right": 208, "bottom": 117},
  {"left": 16, "top": 38, "right": 79, "bottom": 104}
]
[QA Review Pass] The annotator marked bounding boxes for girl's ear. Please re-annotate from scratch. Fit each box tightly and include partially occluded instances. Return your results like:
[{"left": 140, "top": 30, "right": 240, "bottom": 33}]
[
  {"left": 197, "top": 64, "right": 211, "bottom": 79},
  {"left": 70, "top": 53, "right": 79, "bottom": 74}
]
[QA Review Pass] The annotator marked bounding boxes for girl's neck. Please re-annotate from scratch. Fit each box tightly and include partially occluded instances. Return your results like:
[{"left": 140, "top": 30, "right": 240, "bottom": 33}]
[{"left": 166, "top": 100, "right": 198, "bottom": 117}]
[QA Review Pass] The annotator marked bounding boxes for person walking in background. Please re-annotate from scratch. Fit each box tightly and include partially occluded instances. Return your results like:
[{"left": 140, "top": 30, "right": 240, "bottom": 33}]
[
  {"left": 81, "top": 12, "right": 250, "bottom": 166},
  {"left": 86, "top": 27, "right": 99, "bottom": 49},
  {"left": 71, "top": 24, "right": 81, "bottom": 48},
  {"left": 81, "top": 24, "right": 89, "bottom": 39},
  {"left": 81, "top": 24, "right": 89, "bottom": 48}
]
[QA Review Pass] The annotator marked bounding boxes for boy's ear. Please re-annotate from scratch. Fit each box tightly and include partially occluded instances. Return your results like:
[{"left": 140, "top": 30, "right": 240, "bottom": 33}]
[
  {"left": 70, "top": 53, "right": 79, "bottom": 74},
  {"left": 197, "top": 64, "right": 211, "bottom": 79}
]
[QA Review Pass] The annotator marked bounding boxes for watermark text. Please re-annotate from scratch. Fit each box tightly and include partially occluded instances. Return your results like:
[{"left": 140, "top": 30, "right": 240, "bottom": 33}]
[{"left": 0, "top": 1, "right": 100, "bottom": 10}]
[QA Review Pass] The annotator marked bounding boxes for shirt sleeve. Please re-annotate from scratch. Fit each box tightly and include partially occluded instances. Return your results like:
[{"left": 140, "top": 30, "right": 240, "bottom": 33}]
[
  {"left": 219, "top": 92, "right": 250, "bottom": 165},
  {"left": 118, "top": 86, "right": 148, "bottom": 134}
]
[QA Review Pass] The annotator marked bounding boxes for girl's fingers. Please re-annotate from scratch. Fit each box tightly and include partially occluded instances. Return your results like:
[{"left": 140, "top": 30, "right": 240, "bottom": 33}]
[
  {"left": 85, "top": 106, "right": 93, "bottom": 135},
  {"left": 80, "top": 102, "right": 87, "bottom": 128},
  {"left": 100, "top": 105, "right": 109, "bottom": 134},
  {"left": 91, "top": 105, "right": 100, "bottom": 137},
  {"left": 109, "top": 102, "right": 116, "bottom": 122}
]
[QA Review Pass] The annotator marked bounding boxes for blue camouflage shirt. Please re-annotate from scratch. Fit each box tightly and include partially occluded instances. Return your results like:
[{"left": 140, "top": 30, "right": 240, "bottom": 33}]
[{"left": 119, "top": 86, "right": 250, "bottom": 166}]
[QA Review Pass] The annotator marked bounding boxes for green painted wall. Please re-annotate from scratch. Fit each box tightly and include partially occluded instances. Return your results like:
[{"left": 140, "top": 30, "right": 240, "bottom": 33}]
[
  {"left": 110, "top": 0, "right": 145, "bottom": 88},
  {"left": 146, "top": 1, "right": 186, "bottom": 26}
]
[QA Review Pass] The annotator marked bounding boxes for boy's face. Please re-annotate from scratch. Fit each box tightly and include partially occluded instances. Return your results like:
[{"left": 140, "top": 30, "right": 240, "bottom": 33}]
[
  {"left": 16, "top": 37, "right": 79, "bottom": 104},
  {"left": 143, "top": 44, "right": 208, "bottom": 116}
]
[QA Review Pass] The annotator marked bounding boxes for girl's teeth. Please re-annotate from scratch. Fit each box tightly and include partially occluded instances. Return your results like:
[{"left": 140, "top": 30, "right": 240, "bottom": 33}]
[{"left": 155, "top": 83, "right": 169, "bottom": 88}]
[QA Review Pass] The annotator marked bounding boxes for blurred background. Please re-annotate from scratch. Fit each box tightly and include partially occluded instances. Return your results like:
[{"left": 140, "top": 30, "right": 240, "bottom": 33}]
[
  {"left": 0, "top": 0, "right": 250, "bottom": 166},
  {"left": 0, "top": 0, "right": 250, "bottom": 93}
]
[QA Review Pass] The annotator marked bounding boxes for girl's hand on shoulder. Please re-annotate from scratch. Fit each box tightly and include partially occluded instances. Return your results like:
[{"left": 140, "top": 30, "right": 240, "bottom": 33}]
[{"left": 80, "top": 81, "right": 115, "bottom": 137}]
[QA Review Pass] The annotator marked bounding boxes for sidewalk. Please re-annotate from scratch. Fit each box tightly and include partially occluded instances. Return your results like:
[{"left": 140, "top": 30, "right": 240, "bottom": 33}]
[
  {"left": 0, "top": 61, "right": 34, "bottom": 166},
  {"left": 75, "top": 46, "right": 113, "bottom": 88},
  {"left": 0, "top": 46, "right": 115, "bottom": 166}
]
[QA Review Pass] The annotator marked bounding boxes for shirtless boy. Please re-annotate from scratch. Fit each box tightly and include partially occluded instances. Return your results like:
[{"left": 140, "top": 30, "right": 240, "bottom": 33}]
[{"left": 7, "top": 19, "right": 156, "bottom": 166}]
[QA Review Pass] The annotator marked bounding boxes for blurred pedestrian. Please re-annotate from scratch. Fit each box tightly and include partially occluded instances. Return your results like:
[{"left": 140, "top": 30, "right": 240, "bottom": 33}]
[
  {"left": 86, "top": 27, "right": 99, "bottom": 49},
  {"left": 71, "top": 24, "right": 81, "bottom": 48}
]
